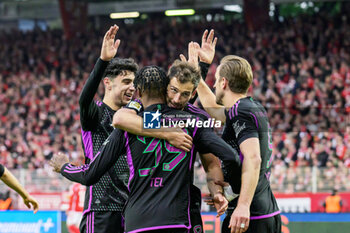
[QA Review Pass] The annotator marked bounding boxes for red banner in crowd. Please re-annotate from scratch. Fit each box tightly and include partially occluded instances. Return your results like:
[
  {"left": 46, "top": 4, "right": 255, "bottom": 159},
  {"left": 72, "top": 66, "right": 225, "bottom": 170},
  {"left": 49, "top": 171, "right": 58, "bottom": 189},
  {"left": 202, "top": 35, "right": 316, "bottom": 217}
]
[{"left": 275, "top": 192, "right": 350, "bottom": 212}]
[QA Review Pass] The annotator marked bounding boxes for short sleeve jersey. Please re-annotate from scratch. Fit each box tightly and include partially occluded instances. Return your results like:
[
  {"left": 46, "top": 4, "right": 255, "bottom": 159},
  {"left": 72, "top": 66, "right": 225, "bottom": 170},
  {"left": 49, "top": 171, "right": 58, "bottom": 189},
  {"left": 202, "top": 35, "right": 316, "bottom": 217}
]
[{"left": 221, "top": 97, "right": 279, "bottom": 217}]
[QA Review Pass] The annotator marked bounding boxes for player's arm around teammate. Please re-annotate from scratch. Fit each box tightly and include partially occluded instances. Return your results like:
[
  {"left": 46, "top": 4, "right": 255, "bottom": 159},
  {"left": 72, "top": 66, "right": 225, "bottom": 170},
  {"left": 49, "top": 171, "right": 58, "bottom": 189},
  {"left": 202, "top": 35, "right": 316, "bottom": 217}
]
[
  {"left": 112, "top": 107, "right": 193, "bottom": 152},
  {"left": 50, "top": 129, "right": 126, "bottom": 186},
  {"left": 0, "top": 164, "right": 39, "bottom": 213},
  {"left": 112, "top": 29, "right": 217, "bottom": 152},
  {"left": 113, "top": 29, "right": 230, "bottom": 217},
  {"left": 113, "top": 106, "right": 229, "bottom": 215},
  {"left": 200, "top": 153, "right": 228, "bottom": 215}
]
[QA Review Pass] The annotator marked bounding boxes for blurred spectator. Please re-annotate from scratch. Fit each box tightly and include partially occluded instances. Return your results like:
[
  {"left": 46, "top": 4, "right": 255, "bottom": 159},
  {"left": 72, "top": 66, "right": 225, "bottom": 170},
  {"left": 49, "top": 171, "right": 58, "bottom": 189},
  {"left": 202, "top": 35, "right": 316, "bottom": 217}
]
[
  {"left": 65, "top": 183, "right": 85, "bottom": 233},
  {"left": 323, "top": 189, "right": 343, "bottom": 213},
  {"left": 0, "top": 191, "right": 12, "bottom": 210}
]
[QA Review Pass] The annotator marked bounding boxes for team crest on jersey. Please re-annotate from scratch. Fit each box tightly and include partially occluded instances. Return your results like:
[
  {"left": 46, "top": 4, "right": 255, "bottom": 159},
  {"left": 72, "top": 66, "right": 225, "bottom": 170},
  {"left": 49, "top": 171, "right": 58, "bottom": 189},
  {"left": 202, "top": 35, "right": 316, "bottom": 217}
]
[{"left": 143, "top": 110, "right": 161, "bottom": 129}]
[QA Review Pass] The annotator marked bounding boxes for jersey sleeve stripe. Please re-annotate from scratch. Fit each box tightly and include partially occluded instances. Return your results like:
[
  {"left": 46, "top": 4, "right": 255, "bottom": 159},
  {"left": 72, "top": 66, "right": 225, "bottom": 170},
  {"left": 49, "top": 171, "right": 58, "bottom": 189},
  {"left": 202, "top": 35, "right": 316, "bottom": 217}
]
[
  {"left": 95, "top": 100, "right": 103, "bottom": 107},
  {"left": 189, "top": 119, "right": 199, "bottom": 170},
  {"left": 65, "top": 164, "right": 89, "bottom": 170},
  {"left": 235, "top": 100, "right": 240, "bottom": 116},
  {"left": 239, "top": 151, "right": 244, "bottom": 162},
  {"left": 63, "top": 150, "right": 101, "bottom": 173},
  {"left": 63, "top": 166, "right": 90, "bottom": 173},
  {"left": 230, "top": 100, "right": 240, "bottom": 119},
  {"left": 124, "top": 132, "right": 135, "bottom": 192},
  {"left": 230, "top": 104, "right": 236, "bottom": 119},
  {"left": 249, "top": 112, "right": 259, "bottom": 128},
  {"left": 81, "top": 130, "right": 93, "bottom": 160}
]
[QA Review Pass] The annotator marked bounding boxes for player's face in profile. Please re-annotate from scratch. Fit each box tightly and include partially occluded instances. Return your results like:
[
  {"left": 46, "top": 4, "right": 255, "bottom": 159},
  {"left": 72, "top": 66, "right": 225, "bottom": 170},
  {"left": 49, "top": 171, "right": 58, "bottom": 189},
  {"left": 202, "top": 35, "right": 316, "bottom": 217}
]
[
  {"left": 166, "top": 77, "right": 195, "bottom": 110},
  {"left": 214, "top": 66, "right": 224, "bottom": 105},
  {"left": 110, "top": 71, "right": 135, "bottom": 106}
]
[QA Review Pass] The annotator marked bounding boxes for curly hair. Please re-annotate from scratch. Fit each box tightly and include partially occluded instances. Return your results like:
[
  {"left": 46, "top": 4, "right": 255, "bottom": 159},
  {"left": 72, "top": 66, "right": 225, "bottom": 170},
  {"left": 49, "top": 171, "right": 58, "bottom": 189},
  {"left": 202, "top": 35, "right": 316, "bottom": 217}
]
[{"left": 134, "top": 66, "right": 169, "bottom": 99}]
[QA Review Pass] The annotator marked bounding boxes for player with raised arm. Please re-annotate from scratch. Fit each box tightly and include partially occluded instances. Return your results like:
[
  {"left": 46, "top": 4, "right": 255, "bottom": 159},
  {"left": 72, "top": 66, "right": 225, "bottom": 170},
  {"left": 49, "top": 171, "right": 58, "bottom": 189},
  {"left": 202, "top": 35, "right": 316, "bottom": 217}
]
[
  {"left": 195, "top": 55, "right": 281, "bottom": 233},
  {"left": 0, "top": 164, "right": 39, "bottom": 213},
  {"left": 50, "top": 65, "right": 241, "bottom": 233},
  {"left": 73, "top": 25, "right": 138, "bottom": 233}
]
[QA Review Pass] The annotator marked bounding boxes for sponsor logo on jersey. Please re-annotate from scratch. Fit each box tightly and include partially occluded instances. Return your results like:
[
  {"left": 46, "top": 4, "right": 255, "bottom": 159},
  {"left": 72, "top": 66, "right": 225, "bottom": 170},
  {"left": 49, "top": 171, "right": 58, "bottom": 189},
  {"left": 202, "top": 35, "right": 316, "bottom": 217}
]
[{"left": 233, "top": 120, "right": 246, "bottom": 138}]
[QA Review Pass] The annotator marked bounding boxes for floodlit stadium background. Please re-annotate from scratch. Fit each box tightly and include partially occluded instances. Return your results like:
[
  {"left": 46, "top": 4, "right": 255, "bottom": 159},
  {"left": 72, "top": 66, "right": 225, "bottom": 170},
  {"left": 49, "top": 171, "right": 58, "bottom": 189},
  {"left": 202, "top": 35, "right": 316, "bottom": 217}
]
[{"left": 0, "top": 0, "right": 349, "bottom": 232}]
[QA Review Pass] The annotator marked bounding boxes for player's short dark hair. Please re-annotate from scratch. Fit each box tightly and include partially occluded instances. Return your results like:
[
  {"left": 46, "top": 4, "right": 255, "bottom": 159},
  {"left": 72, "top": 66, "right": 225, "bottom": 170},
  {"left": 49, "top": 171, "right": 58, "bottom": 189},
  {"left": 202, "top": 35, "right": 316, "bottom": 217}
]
[
  {"left": 134, "top": 66, "right": 169, "bottom": 99},
  {"left": 103, "top": 58, "right": 138, "bottom": 79},
  {"left": 168, "top": 60, "right": 201, "bottom": 90}
]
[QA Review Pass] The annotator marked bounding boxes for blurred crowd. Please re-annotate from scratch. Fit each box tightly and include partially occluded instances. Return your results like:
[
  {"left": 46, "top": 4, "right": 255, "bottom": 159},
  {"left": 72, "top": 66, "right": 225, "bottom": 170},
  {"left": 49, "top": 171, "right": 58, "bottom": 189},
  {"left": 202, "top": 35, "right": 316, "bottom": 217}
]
[{"left": 0, "top": 9, "right": 349, "bottom": 193}]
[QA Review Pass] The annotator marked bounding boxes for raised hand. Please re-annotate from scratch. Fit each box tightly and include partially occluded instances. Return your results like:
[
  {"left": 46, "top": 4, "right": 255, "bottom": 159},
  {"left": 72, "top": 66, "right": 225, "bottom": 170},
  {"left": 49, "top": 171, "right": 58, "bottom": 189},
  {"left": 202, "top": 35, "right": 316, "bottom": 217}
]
[
  {"left": 198, "top": 29, "right": 217, "bottom": 64},
  {"left": 49, "top": 152, "right": 69, "bottom": 173},
  {"left": 100, "top": 25, "right": 121, "bottom": 61},
  {"left": 180, "top": 41, "right": 200, "bottom": 68}
]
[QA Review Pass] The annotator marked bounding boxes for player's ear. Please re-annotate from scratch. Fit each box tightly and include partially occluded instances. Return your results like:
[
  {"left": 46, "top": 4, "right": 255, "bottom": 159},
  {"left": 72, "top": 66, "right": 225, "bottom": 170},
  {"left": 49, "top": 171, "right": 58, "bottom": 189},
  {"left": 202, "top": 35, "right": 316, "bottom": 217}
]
[
  {"left": 103, "top": 77, "right": 112, "bottom": 91},
  {"left": 134, "top": 89, "right": 141, "bottom": 98},
  {"left": 222, "top": 77, "right": 228, "bottom": 90},
  {"left": 138, "top": 89, "right": 143, "bottom": 98}
]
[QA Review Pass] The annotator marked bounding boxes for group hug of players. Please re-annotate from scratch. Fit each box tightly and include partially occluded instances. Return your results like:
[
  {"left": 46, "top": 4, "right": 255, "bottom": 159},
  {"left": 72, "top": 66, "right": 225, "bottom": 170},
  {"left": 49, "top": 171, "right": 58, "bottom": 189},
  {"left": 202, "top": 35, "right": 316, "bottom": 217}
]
[{"left": 49, "top": 25, "right": 281, "bottom": 233}]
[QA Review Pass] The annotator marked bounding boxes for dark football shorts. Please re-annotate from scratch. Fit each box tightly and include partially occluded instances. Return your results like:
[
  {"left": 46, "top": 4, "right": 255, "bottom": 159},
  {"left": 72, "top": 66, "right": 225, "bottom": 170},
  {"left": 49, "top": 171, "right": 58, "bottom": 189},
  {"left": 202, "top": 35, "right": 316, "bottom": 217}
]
[{"left": 79, "top": 211, "right": 124, "bottom": 233}]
